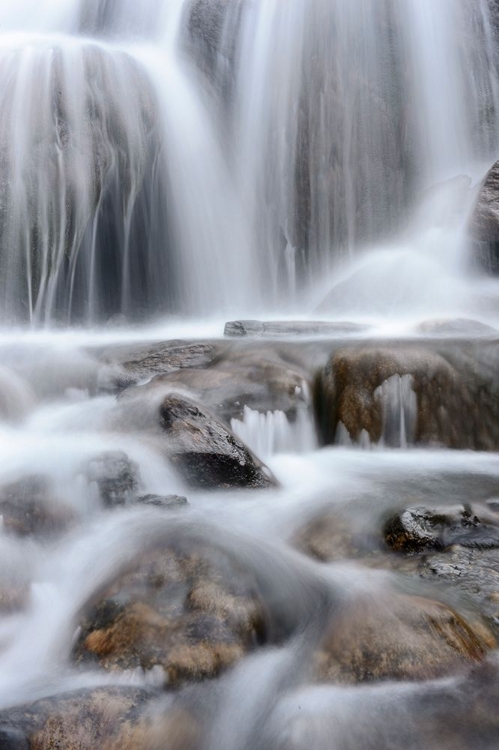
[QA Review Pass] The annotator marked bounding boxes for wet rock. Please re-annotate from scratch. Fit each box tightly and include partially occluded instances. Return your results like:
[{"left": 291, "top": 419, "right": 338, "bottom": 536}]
[
  {"left": 314, "top": 592, "right": 495, "bottom": 685},
  {"left": 158, "top": 394, "right": 276, "bottom": 489},
  {"left": 0, "top": 476, "right": 73, "bottom": 538},
  {"left": 417, "top": 318, "right": 497, "bottom": 337},
  {"left": 0, "top": 686, "right": 161, "bottom": 750},
  {"left": 419, "top": 547, "right": 499, "bottom": 631},
  {"left": 314, "top": 345, "right": 499, "bottom": 449},
  {"left": 470, "top": 159, "right": 499, "bottom": 273},
  {"left": 137, "top": 494, "right": 189, "bottom": 509},
  {"left": 0, "top": 727, "right": 29, "bottom": 749},
  {"left": 140, "top": 346, "right": 311, "bottom": 424},
  {"left": 224, "top": 320, "right": 368, "bottom": 338},
  {"left": 384, "top": 504, "right": 499, "bottom": 554},
  {"left": 83, "top": 451, "right": 141, "bottom": 507},
  {"left": 73, "top": 539, "right": 266, "bottom": 688},
  {"left": 100, "top": 340, "right": 219, "bottom": 384}
]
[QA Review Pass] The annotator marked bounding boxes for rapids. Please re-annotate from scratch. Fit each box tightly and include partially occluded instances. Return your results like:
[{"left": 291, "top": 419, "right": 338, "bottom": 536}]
[{"left": 1, "top": 1, "right": 499, "bottom": 748}]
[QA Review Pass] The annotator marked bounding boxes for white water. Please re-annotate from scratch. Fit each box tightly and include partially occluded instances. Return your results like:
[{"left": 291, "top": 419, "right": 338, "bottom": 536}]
[{"left": 1, "top": 1, "right": 499, "bottom": 746}]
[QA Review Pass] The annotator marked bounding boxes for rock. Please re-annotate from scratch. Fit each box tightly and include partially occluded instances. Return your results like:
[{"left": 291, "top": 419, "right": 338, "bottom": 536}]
[
  {"left": 0, "top": 476, "right": 74, "bottom": 538},
  {"left": 136, "top": 346, "right": 311, "bottom": 424},
  {"left": 419, "top": 547, "right": 499, "bottom": 632},
  {"left": 158, "top": 394, "right": 276, "bottom": 489},
  {"left": 0, "top": 727, "right": 29, "bottom": 749},
  {"left": 314, "top": 345, "right": 499, "bottom": 449},
  {"left": 0, "top": 686, "right": 162, "bottom": 750},
  {"left": 137, "top": 494, "right": 189, "bottom": 509},
  {"left": 384, "top": 504, "right": 499, "bottom": 554},
  {"left": 470, "top": 159, "right": 499, "bottom": 273},
  {"left": 99, "top": 340, "right": 219, "bottom": 384},
  {"left": 417, "top": 318, "right": 497, "bottom": 337},
  {"left": 73, "top": 538, "right": 266, "bottom": 688},
  {"left": 83, "top": 452, "right": 141, "bottom": 508},
  {"left": 224, "top": 320, "right": 368, "bottom": 338},
  {"left": 314, "top": 591, "right": 495, "bottom": 685}
]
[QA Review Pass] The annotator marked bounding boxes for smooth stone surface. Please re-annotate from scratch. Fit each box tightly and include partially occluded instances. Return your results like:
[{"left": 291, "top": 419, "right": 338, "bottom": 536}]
[{"left": 224, "top": 320, "right": 368, "bottom": 338}]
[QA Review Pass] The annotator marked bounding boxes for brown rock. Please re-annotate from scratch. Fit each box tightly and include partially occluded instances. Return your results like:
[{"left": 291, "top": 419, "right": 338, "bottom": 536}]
[
  {"left": 314, "top": 592, "right": 495, "bottom": 685},
  {"left": 73, "top": 539, "right": 266, "bottom": 687}
]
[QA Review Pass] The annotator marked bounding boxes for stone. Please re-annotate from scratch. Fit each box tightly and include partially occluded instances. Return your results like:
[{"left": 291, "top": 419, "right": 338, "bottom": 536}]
[
  {"left": 314, "top": 344, "right": 499, "bottom": 450},
  {"left": 137, "top": 494, "right": 189, "bottom": 509},
  {"left": 83, "top": 451, "right": 141, "bottom": 507},
  {"left": 224, "top": 320, "right": 368, "bottom": 338},
  {"left": 158, "top": 394, "right": 276, "bottom": 489},
  {"left": 470, "top": 159, "right": 499, "bottom": 273},
  {"left": 0, "top": 475, "right": 74, "bottom": 538},
  {"left": 73, "top": 538, "right": 266, "bottom": 688},
  {"left": 384, "top": 504, "right": 499, "bottom": 554},
  {"left": 0, "top": 687, "right": 162, "bottom": 750},
  {"left": 314, "top": 591, "right": 495, "bottom": 685}
]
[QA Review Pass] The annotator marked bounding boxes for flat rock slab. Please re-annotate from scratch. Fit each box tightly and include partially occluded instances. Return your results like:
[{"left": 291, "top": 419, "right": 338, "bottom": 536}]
[{"left": 224, "top": 320, "right": 368, "bottom": 338}]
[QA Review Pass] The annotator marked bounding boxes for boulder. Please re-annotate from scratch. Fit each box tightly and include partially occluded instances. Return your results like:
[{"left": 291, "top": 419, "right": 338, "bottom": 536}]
[
  {"left": 314, "top": 591, "right": 495, "bottom": 685},
  {"left": 314, "top": 345, "right": 499, "bottom": 449},
  {"left": 384, "top": 504, "right": 499, "bottom": 555},
  {"left": 158, "top": 395, "right": 275, "bottom": 488},
  {"left": 470, "top": 159, "right": 499, "bottom": 273},
  {"left": 0, "top": 475, "right": 74, "bottom": 539},
  {"left": 0, "top": 687, "right": 189, "bottom": 750},
  {"left": 73, "top": 538, "right": 266, "bottom": 688},
  {"left": 83, "top": 451, "right": 141, "bottom": 508}
]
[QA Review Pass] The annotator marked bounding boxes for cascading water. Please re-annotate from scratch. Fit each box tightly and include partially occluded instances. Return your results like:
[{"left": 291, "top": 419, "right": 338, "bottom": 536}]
[
  {"left": 2, "top": 2, "right": 499, "bottom": 749},
  {"left": 0, "top": 0, "right": 499, "bottom": 323}
]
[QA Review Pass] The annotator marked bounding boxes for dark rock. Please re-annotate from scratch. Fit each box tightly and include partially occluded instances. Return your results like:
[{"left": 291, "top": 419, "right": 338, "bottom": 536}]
[
  {"left": 224, "top": 320, "right": 368, "bottom": 338},
  {"left": 73, "top": 538, "right": 266, "bottom": 688},
  {"left": 0, "top": 727, "right": 29, "bottom": 749},
  {"left": 158, "top": 394, "right": 275, "bottom": 489},
  {"left": 314, "top": 591, "right": 495, "bottom": 685},
  {"left": 83, "top": 451, "right": 140, "bottom": 507},
  {"left": 470, "top": 159, "right": 499, "bottom": 273},
  {"left": 384, "top": 504, "right": 499, "bottom": 554},
  {"left": 314, "top": 345, "right": 499, "bottom": 449},
  {"left": 137, "top": 494, "right": 189, "bottom": 509},
  {"left": 0, "top": 476, "right": 74, "bottom": 538}
]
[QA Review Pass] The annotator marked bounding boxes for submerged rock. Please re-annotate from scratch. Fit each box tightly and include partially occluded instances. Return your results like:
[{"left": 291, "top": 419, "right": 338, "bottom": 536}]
[
  {"left": 73, "top": 539, "right": 266, "bottom": 688},
  {"left": 0, "top": 475, "right": 74, "bottom": 539},
  {"left": 83, "top": 451, "right": 141, "bottom": 508},
  {"left": 314, "top": 592, "right": 495, "bottom": 684},
  {"left": 137, "top": 494, "right": 189, "bottom": 509},
  {"left": 0, "top": 686, "right": 169, "bottom": 750}
]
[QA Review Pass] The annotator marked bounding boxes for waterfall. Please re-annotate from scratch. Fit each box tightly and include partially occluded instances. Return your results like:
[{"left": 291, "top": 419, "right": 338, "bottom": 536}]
[{"left": 0, "top": 0, "right": 498, "bottom": 323}]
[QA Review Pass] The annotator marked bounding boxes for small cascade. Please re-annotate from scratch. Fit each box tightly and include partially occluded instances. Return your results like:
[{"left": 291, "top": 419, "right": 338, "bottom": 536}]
[
  {"left": 375, "top": 375, "right": 418, "bottom": 449},
  {"left": 336, "top": 375, "right": 417, "bottom": 450},
  {"left": 231, "top": 406, "right": 317, "bottom": 460}
]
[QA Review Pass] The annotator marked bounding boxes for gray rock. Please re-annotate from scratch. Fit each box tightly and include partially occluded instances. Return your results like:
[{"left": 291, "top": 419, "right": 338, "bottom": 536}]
[
  {"left": 159, "top": 394, "right": 276, "bottom": 489},
  {"left": 137, "top": 494, "right": 188, "bottom": 509},
  {"left": 224, "top": 320, "right": 368, "bottom": 338},
  {"left": 84, "top": 451, "right": 140, "bottom": 507},
  {"left": 384, "top": 505, "right": 499, "bottom": 555},
  {"left": 470, "top": 159, "right": 499, "bottom": 273}
]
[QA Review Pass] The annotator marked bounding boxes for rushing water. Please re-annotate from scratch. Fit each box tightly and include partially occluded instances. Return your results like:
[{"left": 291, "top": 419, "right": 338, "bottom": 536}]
[{"left": 2, "top": 1, "right": 499, "bottom": 748}]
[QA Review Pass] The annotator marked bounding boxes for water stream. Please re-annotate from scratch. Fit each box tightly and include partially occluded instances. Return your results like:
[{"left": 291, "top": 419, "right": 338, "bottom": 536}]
[{"left": 1, "top": 1, "right": 499, "bottom": 748}]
